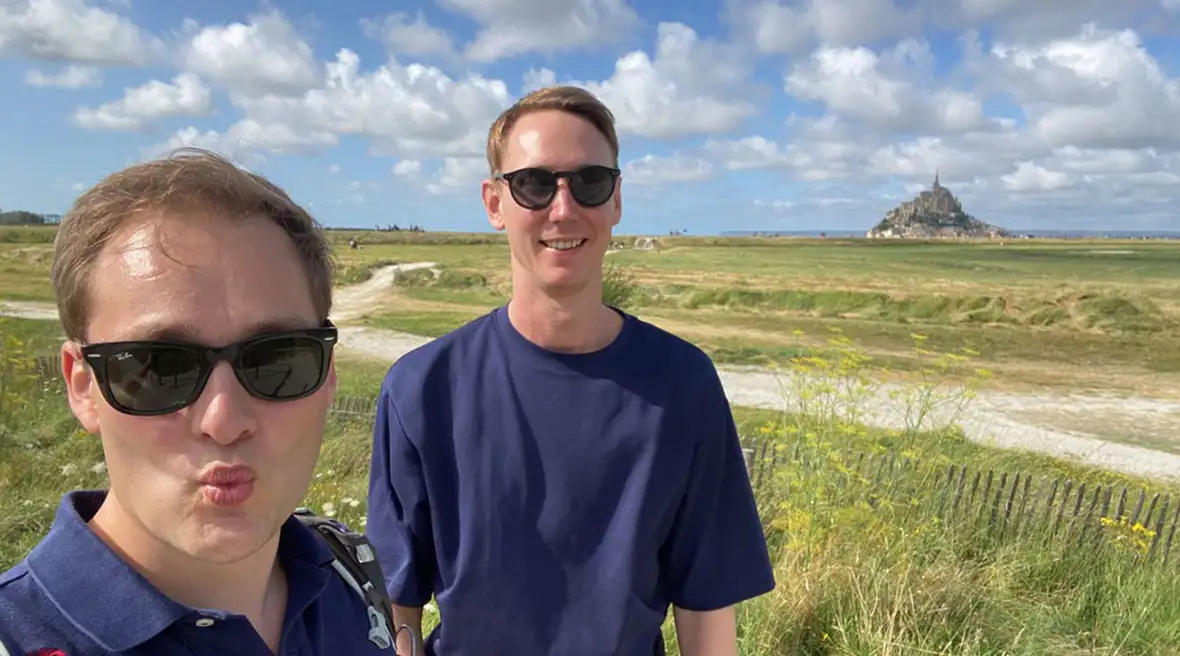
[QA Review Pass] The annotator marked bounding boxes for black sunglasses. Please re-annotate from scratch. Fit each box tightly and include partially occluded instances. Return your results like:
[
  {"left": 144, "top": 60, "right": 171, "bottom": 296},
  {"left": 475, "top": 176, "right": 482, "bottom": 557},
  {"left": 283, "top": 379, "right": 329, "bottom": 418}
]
[
  {"left": 80, "top": 322, "right": 338, "bottom": 416},
  {"left": 495, "top": 165, "right": 620, "bottom": 211}
]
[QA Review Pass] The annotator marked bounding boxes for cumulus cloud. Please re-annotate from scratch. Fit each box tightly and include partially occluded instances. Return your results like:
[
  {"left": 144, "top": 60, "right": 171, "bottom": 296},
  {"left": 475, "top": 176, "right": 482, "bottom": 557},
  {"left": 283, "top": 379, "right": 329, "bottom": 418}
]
[
  {"left": 0, "top": 0, "right": 159, "bottom": 64},
  {"left": 361, "top": 11, "right": 458, "bottom": 61},
  {"left": 439, "top": 0, "right": 641, "bottom": 62},
  {"left": 623, "top": 154, "right": 716, "bottom": 187},
  {"left": 532, "top": 22, "right": 762, "bottom": 139},
  {"left": 222, "top": 48, "right": 513, "bottom": 160},
  {"left": 785, "top": 38, "right": 1001, "bottom": 134},
  {"left": 25, "top": 63, "right": 100, "bottom": 87},
  {"left": 73, "top": 72, "right": 213, "bottom": 131},
  {"left": 965, "top": 24, "right": 1180, "bottom": 149},
  {"left": 724, "top": 0, "right": 925, "bottom": 54},
  {"left": 4, "top": 0, "right": 1180, "bottom": 228},
  {"left": 180, "top": 10, "right": 321, "bottom": 97}
]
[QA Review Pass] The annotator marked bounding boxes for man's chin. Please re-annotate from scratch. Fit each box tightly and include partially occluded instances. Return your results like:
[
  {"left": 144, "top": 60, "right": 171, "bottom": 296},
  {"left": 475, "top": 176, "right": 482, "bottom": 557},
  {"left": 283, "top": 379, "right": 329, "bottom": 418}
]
[{"left": 176, "top": 514, "right": 275, "bottom": 564}]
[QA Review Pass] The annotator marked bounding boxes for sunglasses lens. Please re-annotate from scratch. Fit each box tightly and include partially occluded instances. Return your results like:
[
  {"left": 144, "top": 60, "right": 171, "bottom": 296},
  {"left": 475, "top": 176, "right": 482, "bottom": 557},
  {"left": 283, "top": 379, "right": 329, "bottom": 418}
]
[
  {"left": 509, "top": 169, "right": 558, "bottom": 208},
  {"left": 570, "top": 166, "right": 616, "bottom": 206},
  {"left": 104, "top": 345, "right": 204, "bottom": 414},
  {"left": 239, "top": 336, "right": 327, "bottom": 399}
]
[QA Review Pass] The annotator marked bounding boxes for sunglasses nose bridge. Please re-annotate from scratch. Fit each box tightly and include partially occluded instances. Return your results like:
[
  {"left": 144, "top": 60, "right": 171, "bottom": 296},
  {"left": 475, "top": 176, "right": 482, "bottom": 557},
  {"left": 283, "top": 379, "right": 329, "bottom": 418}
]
[{"left": 547, "top": 181, "right": 578, "bottom": 217}]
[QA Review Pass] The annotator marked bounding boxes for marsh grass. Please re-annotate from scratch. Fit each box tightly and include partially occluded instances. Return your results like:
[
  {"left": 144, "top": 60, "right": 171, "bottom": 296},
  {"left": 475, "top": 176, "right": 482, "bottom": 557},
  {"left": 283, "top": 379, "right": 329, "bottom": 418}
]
[
  {"left": 1, "top": 315, "right": 1178, "bottom": 652},
  {"left": 673, "top": 330, "right": 1180, "bottom": 655}
]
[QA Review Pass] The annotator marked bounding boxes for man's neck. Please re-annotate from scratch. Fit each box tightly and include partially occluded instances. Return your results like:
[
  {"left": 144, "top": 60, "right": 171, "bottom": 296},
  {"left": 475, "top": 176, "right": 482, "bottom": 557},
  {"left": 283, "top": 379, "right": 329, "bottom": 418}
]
[
  {"left": 88, "top": 491, "right": 288, "bottom": 648},
  {"left": 507, "top": 281, "right": 623, "bottom": 354}
]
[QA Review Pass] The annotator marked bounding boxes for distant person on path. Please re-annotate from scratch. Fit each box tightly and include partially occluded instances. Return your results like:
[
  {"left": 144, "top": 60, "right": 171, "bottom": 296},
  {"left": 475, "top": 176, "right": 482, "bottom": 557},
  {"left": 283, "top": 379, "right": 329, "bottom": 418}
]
[
  {"left": 365, "top": 86, "right": 776, "bottom": 655},
  {"left": 0, "top": 149, "right": 401, "bottom": 655}
]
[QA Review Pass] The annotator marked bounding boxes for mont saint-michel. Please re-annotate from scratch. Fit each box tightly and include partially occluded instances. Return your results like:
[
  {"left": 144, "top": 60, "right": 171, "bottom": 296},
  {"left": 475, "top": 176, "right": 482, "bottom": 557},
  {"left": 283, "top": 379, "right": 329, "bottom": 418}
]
[{"left": 867, "top": 172, "right": 1009, "bottom": 239}]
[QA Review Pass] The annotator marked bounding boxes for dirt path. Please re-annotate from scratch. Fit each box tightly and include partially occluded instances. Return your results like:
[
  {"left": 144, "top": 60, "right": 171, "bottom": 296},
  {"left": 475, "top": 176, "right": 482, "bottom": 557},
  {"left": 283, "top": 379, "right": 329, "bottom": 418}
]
[{"left": 6, "top": 264, "right": 1180, "bottom": 483}]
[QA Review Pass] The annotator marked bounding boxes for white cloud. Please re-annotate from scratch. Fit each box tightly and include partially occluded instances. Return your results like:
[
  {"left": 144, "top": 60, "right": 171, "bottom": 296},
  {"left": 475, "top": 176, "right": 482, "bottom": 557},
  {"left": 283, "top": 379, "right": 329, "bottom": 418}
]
[
  {"left": 0, "top": 0, "right": 157, "bottom": 65},
  {"left": 439, "top": 0, "right": 640, "bottom": 62},
  {"left": 785, "top": 39, "right": 999, "bottom": 134},
  {"left": 968, "top": 24, "right": 1180, "bottom": 149},
  {"left": 425, "top": 156, "right": 487, "bottom": 195},
  {"left": 725, "top": 0, "right": 924, "bottom": 54},
  {"left": 393, "top": 159, "right": 423, "bottom": 176},
  {"left": 361, "top": 11, "right": 457, "bottom": 61},
  {"left": 25, "top": 63, "right": 100, "bottom": 87},
  {"left": 73, "top": 72, "right": 213, "bottom": 131},
  {"left": 623, "top": 154, "right": 716, "bottom": 187},
  {"left": 180, "top": 10, "right": 321, "bottom": 97},
  {"left": 228, "top": 48, "right": 512, "bottom": 158},
  {"left": 537, "top": 22, "right": 760, "bottom": 139},
  {"left": 931, "top": 0, "right": 1177, "bottom": 42},
  {"left": 4, "top": 2, "right": 1180, "bottom": 231},
  {"left": 1001, "top": 161, "right": 1073, "bottom": 192}
]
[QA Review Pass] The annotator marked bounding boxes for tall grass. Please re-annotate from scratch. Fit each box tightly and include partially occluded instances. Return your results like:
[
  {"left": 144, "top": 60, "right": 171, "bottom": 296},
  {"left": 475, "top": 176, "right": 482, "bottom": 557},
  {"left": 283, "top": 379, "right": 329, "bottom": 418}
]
[
  {"left": 2, "top": 314, "right": 1178, "bottom": 653},
  {"left": 663, "top": 330, "right": 1180, "bottom": 654}
]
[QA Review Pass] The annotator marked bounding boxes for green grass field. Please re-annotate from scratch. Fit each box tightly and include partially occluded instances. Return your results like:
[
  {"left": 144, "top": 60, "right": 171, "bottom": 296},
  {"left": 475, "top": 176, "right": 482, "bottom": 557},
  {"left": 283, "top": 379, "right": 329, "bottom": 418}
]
[
  {"left": 6, "top": 228, "right": 1178, "bottom": 394},
  {"left": 3, "top": 313, "right": 1179, "bottom": 653},
  {"left": 327, "top": 234, "right": 1180, "bottom": 397}
]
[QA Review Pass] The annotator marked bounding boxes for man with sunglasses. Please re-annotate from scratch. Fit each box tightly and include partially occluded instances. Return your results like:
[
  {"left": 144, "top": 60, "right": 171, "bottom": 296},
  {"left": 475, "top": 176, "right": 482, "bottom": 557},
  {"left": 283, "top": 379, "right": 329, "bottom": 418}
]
[
  {"left": 0, "top": 149, "right": 400, "bottom": 655},
  {"left": 366, "top": 86, "right": 776, "bottom": 656}
]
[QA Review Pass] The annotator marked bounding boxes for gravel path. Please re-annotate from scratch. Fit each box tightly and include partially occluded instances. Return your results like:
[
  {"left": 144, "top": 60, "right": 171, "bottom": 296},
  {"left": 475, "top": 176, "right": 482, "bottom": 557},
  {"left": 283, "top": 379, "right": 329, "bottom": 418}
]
[{"left": 5, "top": 264, "right": 1180, "bottom": 483}]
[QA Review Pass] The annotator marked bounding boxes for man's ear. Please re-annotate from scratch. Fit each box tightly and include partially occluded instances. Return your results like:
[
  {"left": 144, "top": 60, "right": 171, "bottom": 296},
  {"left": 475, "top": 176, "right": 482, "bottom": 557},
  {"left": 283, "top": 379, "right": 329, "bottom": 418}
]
[
  {"left": 483, "top": 179, "right": 505, "bottom": 232},
  {"left": 61, "top": 341, "right": 100, "bottom": 435},
  {"left": 612, "top": 175, "right": 622, "bottom": 227}
]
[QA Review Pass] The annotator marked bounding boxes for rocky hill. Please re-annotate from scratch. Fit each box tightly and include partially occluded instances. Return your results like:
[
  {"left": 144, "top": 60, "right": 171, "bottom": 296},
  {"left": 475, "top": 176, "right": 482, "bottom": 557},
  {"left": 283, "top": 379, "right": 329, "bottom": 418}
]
[{"left": 867, "top": 173, "right": 1008, "bottom": 239}]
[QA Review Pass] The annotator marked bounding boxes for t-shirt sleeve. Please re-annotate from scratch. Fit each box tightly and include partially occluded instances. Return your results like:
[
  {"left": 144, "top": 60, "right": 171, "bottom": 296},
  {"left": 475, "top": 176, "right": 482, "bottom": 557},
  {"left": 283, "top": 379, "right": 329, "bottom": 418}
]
[
  {"left": 659, "top": 360, "right": 777, "bottom": 611},
  {"left": 365, "top": 381, "right": 436, "bottom": 607}
]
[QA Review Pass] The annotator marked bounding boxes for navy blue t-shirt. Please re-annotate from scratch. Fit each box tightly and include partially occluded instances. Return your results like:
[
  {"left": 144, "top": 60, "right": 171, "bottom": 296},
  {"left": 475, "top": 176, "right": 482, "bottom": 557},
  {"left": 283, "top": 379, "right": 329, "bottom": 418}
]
[
  {"left": 0, "top": 490, "right": 396, "bottom": 655},
  {"left": 366, "top": 305, "right": 775, "bottom": 655}
]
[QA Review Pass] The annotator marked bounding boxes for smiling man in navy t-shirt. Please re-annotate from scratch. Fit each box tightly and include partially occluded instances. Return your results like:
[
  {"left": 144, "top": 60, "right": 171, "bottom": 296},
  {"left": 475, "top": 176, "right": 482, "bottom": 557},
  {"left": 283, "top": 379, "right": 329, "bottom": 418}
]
[{"left": 365, "top": 85, "right": 776, "bottom": 656}]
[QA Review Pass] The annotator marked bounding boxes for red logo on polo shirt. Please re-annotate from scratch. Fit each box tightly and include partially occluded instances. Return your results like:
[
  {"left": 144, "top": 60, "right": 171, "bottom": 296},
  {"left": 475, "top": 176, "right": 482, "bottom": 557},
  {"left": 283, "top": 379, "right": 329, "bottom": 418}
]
[{"left": 27, "top": 649, "right": 67, "bottom": 656}]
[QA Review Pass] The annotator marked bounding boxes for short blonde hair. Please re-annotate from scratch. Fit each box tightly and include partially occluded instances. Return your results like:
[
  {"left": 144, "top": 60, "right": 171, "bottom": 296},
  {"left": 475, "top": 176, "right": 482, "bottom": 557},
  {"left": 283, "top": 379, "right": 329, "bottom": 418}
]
[
  {"left": 50, "top": 147, "right": 334, "bottom": 342},
  {"left": 485, "top": 85, "right": 620, "bottom": 176}
]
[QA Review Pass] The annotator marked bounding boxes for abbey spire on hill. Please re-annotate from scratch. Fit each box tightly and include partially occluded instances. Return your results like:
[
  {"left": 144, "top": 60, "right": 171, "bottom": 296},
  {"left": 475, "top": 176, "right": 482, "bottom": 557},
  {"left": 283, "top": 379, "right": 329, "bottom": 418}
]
[{"left": 867, "top": 171, "right": 1009, "bottom": 239}]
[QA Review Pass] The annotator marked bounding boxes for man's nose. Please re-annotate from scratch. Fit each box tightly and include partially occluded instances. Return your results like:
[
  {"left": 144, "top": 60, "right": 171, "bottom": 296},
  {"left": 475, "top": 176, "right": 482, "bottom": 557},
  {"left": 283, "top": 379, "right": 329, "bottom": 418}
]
[
  {"left": 192, "top": 362, "right": 259, "bottom": 446},
  {"left": 548, "top": 180, "right": 576, "bottom": 220}
]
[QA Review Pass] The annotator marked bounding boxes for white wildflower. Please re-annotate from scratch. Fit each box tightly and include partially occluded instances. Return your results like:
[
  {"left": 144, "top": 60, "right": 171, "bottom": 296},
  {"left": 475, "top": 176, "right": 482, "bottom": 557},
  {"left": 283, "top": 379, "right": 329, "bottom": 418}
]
[
  {"left": 322, "top": 502, "right": 336, "bottom": 517},
  {"left": 91, "top": 461, "right": 107, "bottom": 474},
  {"left": 61, "top": 463, "right": 77, "bottom": 476}
]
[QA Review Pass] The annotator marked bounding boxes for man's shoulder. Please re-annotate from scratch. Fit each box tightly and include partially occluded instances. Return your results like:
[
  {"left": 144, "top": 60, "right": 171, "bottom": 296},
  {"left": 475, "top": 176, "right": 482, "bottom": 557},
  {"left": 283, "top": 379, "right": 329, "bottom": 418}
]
[
  {"left": 0, "top": 562, "right": 93, "bottom": 655},
  {"left": 622, "top": 311, "right": 717, "bottom": 372},
  {"left": 383, "top": 308, "right": 500, "bottom": 384}
]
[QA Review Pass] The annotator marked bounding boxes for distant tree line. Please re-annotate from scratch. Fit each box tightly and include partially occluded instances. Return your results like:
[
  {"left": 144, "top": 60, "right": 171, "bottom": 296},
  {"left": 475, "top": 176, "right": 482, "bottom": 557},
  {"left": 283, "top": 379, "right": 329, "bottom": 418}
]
[{"left": 0, "top": 209, "right": 61, "bottom": 226}]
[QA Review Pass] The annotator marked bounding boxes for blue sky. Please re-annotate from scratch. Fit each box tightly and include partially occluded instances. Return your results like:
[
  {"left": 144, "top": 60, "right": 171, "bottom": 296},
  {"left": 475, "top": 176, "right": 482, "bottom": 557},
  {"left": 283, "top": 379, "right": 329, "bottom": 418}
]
[{"left": 2, "top": 0, "right": 1179, "bottom": 234}]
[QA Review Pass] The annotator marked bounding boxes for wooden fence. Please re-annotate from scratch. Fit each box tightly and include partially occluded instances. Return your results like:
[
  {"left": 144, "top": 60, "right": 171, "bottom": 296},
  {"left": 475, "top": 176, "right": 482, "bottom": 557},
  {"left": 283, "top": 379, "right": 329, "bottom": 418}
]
[
  {"left": 28, "top": 361, "right": 1180, "bottom": 567},
  {"left": 743, "top": 437, "right": 1180, "bottom": 568}
]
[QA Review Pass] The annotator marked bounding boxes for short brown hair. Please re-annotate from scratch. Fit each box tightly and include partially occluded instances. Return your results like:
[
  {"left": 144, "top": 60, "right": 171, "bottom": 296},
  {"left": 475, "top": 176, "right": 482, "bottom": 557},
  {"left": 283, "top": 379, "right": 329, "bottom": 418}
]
[
  {"left": 51, "top": 147, "right": 334, "bottom": 342},
  {"left": 485, "top": 85, "right": 620, "bottom": 176}
]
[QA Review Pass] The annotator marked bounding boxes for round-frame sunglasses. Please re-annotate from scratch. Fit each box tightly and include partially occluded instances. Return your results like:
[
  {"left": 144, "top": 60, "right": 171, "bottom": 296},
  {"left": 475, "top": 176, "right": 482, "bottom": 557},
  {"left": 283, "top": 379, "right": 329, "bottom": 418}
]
[{"left": 495, "top": 165, "right": 620, "bottom": 211}]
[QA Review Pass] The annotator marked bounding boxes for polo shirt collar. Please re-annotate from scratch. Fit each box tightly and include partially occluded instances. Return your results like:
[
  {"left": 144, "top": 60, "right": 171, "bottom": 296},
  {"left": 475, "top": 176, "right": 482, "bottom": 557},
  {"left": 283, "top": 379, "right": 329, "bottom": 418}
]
[{"left": 25, "top": 489, "right": 337, "bottom": 652}]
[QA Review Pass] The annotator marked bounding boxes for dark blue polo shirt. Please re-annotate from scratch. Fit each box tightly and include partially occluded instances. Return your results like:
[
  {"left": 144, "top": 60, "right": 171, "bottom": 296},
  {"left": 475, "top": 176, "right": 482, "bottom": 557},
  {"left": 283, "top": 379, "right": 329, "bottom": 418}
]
[
  {"left": 0, "top": 490, "right": 395, "bottom": 655},
  {"left": 366, "top": 305, "right": 776, "bottom": 655}
]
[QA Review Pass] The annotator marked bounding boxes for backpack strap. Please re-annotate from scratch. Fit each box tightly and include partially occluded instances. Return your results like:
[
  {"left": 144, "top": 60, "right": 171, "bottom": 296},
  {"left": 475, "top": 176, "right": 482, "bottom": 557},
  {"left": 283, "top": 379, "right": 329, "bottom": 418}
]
[{"left": 293, "top": 508, "right": 418, "bottom": 655}]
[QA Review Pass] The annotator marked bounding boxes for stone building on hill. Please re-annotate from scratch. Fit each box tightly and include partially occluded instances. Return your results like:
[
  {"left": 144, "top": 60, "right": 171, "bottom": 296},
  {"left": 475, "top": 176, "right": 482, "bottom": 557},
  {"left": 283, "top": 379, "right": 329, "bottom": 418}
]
[{"left": 866, "top": 171, "right": 1009, "bottom": 239}]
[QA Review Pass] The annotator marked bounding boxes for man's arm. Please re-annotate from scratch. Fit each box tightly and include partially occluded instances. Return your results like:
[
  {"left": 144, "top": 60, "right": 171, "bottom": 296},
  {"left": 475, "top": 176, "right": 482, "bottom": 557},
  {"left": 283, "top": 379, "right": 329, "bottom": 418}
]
[
  {"left": 393, "top": 604, "right": 423, "bottom": 655},
  {"left": 673, "top": 606, "right": 738, "bottom": 656},
  {"left": 659, "top": 356, "right": 776, "bottom": 650},
  {"left": 366, "top": 381, "right": 437, "bottom": 651}
]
